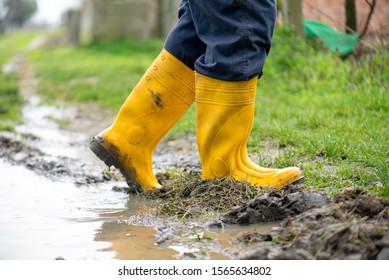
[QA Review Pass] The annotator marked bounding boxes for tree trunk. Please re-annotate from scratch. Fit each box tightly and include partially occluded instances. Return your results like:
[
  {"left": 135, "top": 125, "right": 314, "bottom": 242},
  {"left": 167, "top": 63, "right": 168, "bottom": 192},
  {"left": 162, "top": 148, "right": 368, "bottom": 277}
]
[
  {"left": 359, "top": 0, "right": 377, "bottom": 39},
  {"left": 345, "top": 0, "right": 357, "bottom": 33},
  {"left": 283, "top": 0, "right": 304, "bottom": 37},
  {"left": 157, "top": 0, "right": 175, "bottom": 38}
]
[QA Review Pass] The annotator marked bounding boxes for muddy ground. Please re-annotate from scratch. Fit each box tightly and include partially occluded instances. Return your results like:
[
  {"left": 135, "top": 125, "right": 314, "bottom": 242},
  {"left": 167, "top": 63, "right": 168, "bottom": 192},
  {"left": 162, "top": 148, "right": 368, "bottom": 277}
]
[{"left": 1, "top": 54, "right": 388, "bottom": 260}]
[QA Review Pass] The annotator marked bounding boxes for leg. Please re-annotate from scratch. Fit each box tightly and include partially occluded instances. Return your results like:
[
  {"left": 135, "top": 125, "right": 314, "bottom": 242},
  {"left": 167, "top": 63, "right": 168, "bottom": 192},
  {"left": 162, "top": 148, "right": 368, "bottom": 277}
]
[
  {"left": 89, "top": 1, "right": 206, "bottom": 190},
  {"left": 89, "top": 50, "right": 195, "bottom": 189},
  {"left": 192, "top": 0, "right": 304, "bottom": 188},
  {"left": 188, "top": 0, "right": 276, "bottom": 81},
  {"left": 164, "top": 0, "right": 206, "bottom": 70}
]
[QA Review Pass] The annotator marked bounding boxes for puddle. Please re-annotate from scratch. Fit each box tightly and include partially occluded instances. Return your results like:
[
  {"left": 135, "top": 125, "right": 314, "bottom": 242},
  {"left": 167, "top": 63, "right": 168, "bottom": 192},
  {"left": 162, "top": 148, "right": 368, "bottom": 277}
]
[
  {"left": 0, "top": 157, "right": 276, "bottom": 260},
  {"left": 0, "top": 159, "right": 120, "bottom": 259},
  {"left": 0, "top": 159, "right": 185, "bottom": 260}
]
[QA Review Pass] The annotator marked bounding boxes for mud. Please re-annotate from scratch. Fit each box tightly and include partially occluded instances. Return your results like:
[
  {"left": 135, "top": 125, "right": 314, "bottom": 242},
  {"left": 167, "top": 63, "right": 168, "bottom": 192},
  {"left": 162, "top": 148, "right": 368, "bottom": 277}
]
[
  {"left": 237, "top": 188, "right": 389, "bottom": 260},
  {"left": 1, "top": 53, "right": 388, "bottom": 260},
  {"left": 0, "top": 134, "right": 109, "bottom": 186},
  {"left": 148, "top": 88, "right": 164, "bottom": 109},
  {"left": 212, "top": 186, "right": 329, "bottom": 225}
]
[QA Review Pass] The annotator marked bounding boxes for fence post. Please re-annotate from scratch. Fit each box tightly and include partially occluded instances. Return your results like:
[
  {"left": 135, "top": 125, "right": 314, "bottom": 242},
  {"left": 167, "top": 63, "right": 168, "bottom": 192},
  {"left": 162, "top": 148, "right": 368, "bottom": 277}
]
[{"left": 283, "top": 0, "right": 304, "bottom": 37}]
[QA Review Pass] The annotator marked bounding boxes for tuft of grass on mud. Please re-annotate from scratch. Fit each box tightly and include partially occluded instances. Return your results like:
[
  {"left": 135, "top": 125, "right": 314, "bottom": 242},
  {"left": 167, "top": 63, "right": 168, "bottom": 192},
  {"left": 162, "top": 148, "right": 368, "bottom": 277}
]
[
  {"left": 0, "top": 30, "right": 41, "bottom": 65},
  {"left": 144, "top": 171, "right": 269, "bottom": 218}
]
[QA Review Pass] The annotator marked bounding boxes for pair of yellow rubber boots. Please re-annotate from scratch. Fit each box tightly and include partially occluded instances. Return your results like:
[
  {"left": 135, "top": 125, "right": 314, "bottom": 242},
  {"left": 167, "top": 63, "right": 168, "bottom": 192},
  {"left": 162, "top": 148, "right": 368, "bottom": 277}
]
[{"left": 89, "top": 49, "right": 303, "bottom": 190}]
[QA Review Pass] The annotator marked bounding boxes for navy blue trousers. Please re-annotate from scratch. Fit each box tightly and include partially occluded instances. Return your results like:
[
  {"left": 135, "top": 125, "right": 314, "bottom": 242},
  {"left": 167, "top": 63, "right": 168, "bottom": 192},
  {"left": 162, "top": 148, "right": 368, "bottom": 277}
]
[{"left": 164, "top": 0, "right": 277, "bottom": 81}]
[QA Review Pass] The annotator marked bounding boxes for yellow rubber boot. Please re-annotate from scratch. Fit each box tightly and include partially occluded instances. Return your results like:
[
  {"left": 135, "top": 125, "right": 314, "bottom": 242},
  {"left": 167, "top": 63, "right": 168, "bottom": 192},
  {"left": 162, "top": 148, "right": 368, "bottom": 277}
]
[
  {"left": 89, "top": 49, "right": 194, "bottom": 189},
  {"left": 195, "top": 73, "right": 304, "bottom": 189}
]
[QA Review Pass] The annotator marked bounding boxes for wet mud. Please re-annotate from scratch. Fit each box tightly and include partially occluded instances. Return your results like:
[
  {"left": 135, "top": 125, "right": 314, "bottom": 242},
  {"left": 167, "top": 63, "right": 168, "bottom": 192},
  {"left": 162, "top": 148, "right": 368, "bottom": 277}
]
[
  {"left": 0, "top": 135, "right": 108, "bottom": 185},
  {"left": 210, "top": 186, "right": 329, "bottom": 226},
  {"left": 1, "top": 55, "right": 388, "bottom": 260},
  {"left": 237, "top": 188, "right": 389, "bottom": 260}
]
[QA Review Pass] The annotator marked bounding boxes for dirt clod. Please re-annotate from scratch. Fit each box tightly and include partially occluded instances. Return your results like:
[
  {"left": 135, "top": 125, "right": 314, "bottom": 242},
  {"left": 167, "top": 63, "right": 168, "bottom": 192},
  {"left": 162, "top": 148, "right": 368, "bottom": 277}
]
[{"left": 212, "top": 185, "right": 329, "bottom": 226}]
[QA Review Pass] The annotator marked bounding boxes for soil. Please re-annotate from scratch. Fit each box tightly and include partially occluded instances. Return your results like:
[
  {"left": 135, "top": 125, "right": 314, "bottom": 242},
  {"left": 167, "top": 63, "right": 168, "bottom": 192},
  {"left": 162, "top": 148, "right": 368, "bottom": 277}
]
[
  {"left": 237, "top": 188, "right": 389, "bottom": 260},
  {"left": 1, "top": 54, "right": 388, "bottom": 260},
  {"left": 213, "top": 185, "right": 329, "bottom": 225}
]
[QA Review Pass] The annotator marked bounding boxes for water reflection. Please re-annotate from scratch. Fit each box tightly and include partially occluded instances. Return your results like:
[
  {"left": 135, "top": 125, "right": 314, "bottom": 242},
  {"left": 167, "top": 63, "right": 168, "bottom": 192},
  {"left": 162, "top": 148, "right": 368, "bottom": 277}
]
[{"left": 0, "top": 160, "right": 123, "bottom": 259}]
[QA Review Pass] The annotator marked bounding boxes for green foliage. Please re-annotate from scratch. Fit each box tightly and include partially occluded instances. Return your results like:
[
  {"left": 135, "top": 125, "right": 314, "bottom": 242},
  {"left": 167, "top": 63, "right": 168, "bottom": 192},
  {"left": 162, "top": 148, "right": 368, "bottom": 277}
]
[
  {"left": 0, "top": 0, "right": 37, "bottom": 31},
  {"left": 250, "top": 27, "right": 388, "bottom": 196}
]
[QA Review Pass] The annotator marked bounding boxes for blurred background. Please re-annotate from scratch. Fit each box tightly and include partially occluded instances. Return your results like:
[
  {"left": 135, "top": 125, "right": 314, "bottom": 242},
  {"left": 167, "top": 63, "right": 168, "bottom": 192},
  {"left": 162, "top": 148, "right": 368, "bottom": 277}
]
[{"left": 0, "top": 0, "right": 388, "bottom": 44}]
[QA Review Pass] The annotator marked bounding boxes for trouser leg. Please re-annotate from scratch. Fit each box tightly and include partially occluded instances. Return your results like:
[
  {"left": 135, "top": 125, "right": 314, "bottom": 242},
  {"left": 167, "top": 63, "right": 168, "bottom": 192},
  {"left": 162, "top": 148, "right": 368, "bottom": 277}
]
[
  {"left": 183, "top": 1, "right": 304, "bottom": 187},
  {"left": 188, "top": 0, "right": 277, "bottom": 81},
  {"left": 165, "top": 0, "right": 277, "bottom": 81},
  {"left": 164, "top": 0, "right": 206, "bottom": 70}
]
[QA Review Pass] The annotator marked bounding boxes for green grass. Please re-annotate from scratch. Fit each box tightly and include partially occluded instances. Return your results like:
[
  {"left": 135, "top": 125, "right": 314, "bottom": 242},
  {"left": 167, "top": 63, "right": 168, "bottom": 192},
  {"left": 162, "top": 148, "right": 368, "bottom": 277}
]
[
  {"left": 28, "top": 27, "right": 388, "bottom": 198},
  {"left": 0, "top": 30, "right": 41, "bottom": 65},
  {"left": 29, "top": 39, "right": 163, "bottom": 110},
  {"left": 0, "top": 30, "right": 41, "bottom": 130},
  {"left": 249, "top": 27, "right": 388, "bottom": 197},
  {"left": 0, "top": 74, "right": 23, "bottom": 131}
]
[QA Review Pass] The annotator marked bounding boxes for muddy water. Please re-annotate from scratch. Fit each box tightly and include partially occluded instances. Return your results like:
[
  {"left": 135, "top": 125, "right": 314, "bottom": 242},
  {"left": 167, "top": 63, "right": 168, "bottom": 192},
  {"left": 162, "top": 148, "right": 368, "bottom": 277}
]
[
  {"left": 0, "top": 158, "right": 272, "bottom": 260},
  {"left": 0, "top": 159, "right": 122, "bottom": 259},
  {"left": 0, "top": 57, "right": 275, "bottom": 260},
  {"left": 0, "top": 157, "right": 192, "bottom": 260}
]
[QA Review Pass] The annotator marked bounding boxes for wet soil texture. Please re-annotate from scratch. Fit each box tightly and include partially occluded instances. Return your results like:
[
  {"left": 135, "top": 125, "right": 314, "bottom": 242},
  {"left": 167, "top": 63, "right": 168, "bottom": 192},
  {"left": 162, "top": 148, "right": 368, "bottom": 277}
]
[{"left": 236, "top": 188, "right": 389, "bottom": 260}]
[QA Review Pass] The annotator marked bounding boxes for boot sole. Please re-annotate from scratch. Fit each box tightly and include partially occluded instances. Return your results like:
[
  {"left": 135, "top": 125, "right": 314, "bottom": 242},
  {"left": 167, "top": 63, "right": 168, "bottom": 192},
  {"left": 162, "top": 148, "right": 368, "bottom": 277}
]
[
  {"left": 88, "top": 137, "right": 135, "bottom": 186},
  {"left": 290, "top": 176, "right": 305, "bottom": 186}
]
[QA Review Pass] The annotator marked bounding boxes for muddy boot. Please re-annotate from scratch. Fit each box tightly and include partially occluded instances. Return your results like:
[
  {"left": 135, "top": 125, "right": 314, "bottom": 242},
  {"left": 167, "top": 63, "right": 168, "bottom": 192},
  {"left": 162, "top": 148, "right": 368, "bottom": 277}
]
[
  {"left": 89, "top": 49, "right": 194, "bottom": 189},
  {"left": 195, "top": 73, "right": 304, "bottom": 189}
]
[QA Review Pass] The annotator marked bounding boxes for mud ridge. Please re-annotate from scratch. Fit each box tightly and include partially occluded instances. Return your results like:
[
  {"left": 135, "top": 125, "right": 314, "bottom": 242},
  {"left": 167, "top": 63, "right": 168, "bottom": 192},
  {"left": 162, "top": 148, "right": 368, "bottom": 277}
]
[
  {"left": 210, "top": 185, "right": 329, "bottom": 226},
  {"left": 235, "top": 188, "right": 389, "bottom": 260},
  {"left": 0, "top": 134, "right": 113, "bottom": 185}
]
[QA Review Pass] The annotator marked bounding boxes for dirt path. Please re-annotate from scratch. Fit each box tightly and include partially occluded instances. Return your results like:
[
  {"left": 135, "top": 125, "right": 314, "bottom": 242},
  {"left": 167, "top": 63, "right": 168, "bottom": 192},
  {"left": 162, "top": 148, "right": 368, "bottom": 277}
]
[{"left": 1, "top": 52, "right": 388, "bottom": 260}]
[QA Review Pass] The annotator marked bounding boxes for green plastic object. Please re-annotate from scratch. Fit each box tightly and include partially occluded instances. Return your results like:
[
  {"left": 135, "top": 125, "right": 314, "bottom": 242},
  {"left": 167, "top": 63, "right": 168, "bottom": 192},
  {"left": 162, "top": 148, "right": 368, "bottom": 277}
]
[{"left": 304, "top": 19, "right": 359, "bottom": 55}]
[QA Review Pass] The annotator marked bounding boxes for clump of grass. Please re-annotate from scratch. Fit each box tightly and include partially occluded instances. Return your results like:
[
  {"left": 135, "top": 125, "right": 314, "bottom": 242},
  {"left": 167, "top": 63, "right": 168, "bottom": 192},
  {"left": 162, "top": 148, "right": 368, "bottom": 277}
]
[{"left": 145, "top": 170, "right": 268, "bottom": 218}]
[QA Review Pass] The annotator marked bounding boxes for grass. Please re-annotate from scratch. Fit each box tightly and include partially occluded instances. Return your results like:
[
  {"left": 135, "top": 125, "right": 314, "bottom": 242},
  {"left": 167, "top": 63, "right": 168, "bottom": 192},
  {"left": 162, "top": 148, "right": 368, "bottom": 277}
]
[
  {"left": 251, "top": 27, "right": 388, "bottom": 197},
  {"left": 0, "top": 30, "right": 41, "bottom": 131},
  {"left": 19, "top": 27, "right": 389, "bottom": 199},
  {"left": 0, "top": 74, "right": 22, "bottom": 131},
  {"left": 0, "top": 30, "right": 41, "bottom": 65},
  {"left": 29, "top": 39, "right": 163, "bottom": 110}
]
